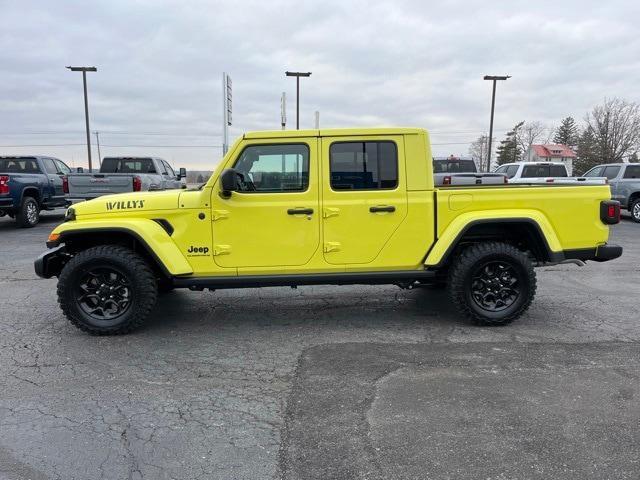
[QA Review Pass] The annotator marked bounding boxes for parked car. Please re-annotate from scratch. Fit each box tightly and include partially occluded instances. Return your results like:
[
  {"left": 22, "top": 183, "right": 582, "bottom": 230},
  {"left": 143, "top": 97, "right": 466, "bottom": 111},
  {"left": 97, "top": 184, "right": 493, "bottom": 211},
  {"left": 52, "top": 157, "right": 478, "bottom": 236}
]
[
  {"left": 583, "top": 163, "right": 640, "bottom": 222},
  {"left": 494, "top": 162, "right": 607, "bottom": 184},
  {"left": 0, "top": 155, "right": 72, "bottom": 227},
  {"left": 67, "top": 157, "right": 186, "bottom": 201},
  {"left": 35, "top": 127, "right": 622, "bottom": 335},
  {"left": 433, "top": 156, "right": 506, "bottom": 185}
]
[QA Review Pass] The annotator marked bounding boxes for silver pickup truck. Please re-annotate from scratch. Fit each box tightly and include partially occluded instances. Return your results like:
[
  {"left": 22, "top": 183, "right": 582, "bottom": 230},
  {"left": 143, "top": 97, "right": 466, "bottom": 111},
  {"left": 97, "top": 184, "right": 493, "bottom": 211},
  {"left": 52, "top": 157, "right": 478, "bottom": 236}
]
[
  {"left": 584, "top": 163, "right": 640, "bottom": 222},
  {"left": 433, "top": 157, "right": 507, "bottom": 186},
  {"left": 67, "top": 157, "right": 185, "bottom": 201}
]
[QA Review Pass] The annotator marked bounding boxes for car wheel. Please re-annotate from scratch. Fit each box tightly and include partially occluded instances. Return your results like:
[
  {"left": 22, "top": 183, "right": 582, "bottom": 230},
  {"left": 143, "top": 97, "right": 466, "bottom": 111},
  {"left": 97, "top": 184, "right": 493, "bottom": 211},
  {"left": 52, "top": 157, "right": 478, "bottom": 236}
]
[
  {"left": 16, "top": 196, "right": 40, "bottom": 228},
  {"left": 57, "top": 245, "right": 158, "bottom": 335},
  {"left": 630, "top": 198, "right": 640, "bottom": 223},
  {"left": 448, "top": 242, "right": 536, "bottom": 326}
]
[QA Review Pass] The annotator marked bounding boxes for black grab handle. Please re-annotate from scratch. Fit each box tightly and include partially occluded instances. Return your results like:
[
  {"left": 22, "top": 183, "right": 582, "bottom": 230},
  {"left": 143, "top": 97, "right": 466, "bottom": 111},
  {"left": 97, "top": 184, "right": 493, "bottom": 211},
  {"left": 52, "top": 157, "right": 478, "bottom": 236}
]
[
  {"left": 287, "top": 208, "right": 314, "bottom": 215},
  {"left": 369, "top": 205, "right": 395, "bottom": 213}
]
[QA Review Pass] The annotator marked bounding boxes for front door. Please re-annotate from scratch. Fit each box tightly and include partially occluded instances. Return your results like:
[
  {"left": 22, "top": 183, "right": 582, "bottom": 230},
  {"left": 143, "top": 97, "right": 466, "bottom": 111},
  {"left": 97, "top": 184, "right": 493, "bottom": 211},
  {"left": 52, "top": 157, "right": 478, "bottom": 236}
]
[
  {"left": 211, "top": 139, "right": 320, "bottom": 268},
  {"left": 321, "top": 136, "right": 407, "bottom": 265}
]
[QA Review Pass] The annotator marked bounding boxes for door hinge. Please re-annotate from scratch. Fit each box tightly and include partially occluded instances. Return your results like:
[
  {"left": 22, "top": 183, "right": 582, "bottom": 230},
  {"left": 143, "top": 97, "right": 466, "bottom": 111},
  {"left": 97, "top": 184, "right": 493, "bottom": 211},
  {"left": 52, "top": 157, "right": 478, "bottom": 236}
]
[
  {"left": 212, "top": 209, "right": 229, "bottom": 221},
  {"left": 323, "top": 207, "right": 340, "bottom": 219},
  {"left": 323, "top": 242, "right": 341, "bottom": 253},
  {"left": 213, "top": 244, "right": 232, "bottom": 256}
]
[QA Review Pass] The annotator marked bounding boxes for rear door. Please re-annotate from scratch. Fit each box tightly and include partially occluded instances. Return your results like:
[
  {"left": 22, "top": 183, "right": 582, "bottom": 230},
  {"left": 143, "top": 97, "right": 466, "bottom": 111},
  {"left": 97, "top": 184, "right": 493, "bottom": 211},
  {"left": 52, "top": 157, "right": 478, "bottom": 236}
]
[
  {"left": 321, "top": 136, "right": 407, "bottom": 265},
  {"left": 41, "top": 158, "right": 65, "bottom": 202},
  {"left": 211, "top": 139, "right": 320, "bottom": 268}
]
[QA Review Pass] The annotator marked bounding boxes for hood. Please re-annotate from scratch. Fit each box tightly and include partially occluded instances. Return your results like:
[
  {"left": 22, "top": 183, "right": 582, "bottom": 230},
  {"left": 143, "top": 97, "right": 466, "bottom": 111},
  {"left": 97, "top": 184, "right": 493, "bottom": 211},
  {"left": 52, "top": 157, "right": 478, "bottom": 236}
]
[{"left": 72, "top": 190, "right": 182, "bottom": 216}]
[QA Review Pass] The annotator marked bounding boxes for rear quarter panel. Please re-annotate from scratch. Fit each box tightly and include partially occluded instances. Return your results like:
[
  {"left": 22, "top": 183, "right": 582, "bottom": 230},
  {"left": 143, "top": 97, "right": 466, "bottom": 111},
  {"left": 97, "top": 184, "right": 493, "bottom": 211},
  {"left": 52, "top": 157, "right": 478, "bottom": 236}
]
[{"left": 427, "top": 185, "right": 612, "bottom": 265}]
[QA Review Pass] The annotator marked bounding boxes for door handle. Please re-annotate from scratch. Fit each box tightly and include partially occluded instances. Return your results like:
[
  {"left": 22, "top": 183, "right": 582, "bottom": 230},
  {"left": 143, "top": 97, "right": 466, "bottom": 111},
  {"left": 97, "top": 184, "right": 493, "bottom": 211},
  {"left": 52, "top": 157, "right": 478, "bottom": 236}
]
[
  {"left": 287, "top": 208, "right": 314, "bottom": 215},
  {"left": 369, "top": 205, "right": 395, "bottom": 213}
]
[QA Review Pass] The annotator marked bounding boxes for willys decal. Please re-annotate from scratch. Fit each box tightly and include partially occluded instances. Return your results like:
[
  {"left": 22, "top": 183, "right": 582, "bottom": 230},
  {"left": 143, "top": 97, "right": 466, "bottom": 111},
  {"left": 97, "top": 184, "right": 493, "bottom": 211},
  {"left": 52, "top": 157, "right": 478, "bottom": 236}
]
[{"left": 106, "top": 200, "right": 145, "bottom": 211}]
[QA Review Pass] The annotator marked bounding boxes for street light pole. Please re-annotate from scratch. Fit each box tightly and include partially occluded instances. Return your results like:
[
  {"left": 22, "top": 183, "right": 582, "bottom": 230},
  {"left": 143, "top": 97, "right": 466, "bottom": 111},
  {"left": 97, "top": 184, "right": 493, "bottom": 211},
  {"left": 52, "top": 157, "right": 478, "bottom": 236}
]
[
  {"left": 483, "top": 75, "right": 510, "bottom": 172},
  {"left": 67, "top": 66, "right": 97, "bottom": 171},
  {"left": 285, "top": 71, "right": 312, "bottom": 129}
]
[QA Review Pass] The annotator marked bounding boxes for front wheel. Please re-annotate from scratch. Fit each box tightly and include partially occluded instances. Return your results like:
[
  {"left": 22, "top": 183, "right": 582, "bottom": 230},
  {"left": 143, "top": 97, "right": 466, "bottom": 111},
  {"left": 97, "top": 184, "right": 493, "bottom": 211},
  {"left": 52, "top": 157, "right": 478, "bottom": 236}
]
[
  {"left": 57, "top": 245, "right": 158, "bottom": 335},
  {"left": 630, "top": 198, "right": 640, "bottom": 223},
  {"left": 447, "top": 242, "right": 536, "bottom": 326}
]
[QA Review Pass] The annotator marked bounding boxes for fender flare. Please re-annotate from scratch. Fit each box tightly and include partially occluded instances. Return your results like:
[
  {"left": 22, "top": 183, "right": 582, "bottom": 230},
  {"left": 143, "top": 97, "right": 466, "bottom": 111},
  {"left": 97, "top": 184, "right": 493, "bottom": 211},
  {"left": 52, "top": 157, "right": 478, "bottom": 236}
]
[
  {"left": 48, "top": 218, "right": 193, "bottom": 276},
  {"left": 425, "top": 209, "right": 563, "bottom": 267}
]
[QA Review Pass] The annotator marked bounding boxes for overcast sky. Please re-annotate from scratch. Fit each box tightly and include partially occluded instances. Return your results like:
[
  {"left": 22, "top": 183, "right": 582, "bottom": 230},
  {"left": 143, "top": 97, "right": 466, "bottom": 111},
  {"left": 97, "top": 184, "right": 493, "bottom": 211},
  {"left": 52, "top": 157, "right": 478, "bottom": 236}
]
[{"left": 1, "top": 0, "right": 639, "bottom": 169}]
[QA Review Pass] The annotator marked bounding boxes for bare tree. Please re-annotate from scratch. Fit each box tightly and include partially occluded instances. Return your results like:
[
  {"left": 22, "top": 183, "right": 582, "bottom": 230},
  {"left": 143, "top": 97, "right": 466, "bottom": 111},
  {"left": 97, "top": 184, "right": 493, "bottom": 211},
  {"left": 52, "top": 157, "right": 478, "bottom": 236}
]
[
  {"left": 468, "top": 135, "right": 488, "bottom": 171},
  {"left": 585, "top": 98, "right": 640, "bottom": 163},
  {"left": 516, "top": 121, "right": 549, "bottom": 157}
]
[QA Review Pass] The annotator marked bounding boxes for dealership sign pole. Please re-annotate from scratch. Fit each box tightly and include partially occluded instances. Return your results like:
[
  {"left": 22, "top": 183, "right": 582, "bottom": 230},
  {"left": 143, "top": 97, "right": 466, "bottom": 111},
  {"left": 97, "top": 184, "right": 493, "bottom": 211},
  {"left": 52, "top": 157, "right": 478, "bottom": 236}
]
[{"left": 222, "top": 72, "right": 232, "bottom": 155}]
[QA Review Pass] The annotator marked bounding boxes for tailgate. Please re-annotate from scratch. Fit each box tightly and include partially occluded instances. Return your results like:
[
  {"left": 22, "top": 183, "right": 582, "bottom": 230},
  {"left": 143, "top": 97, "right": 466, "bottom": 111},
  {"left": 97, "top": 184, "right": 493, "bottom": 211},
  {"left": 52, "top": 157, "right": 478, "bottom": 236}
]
[{"left": 68, "top": 174, "right": 134, "bottom": 197}]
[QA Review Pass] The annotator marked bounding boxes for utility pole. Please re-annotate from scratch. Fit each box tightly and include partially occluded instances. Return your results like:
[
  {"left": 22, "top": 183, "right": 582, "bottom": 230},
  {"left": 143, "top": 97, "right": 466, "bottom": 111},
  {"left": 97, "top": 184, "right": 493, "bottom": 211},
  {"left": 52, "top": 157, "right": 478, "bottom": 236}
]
[
  {"left": 93, "top": 131, "right": 102, "bottom": 167},
  {"left": 483, "top": 75, "right": 510, "bottom": 172},
  {"left": 285, "top": 71, "right": 312, "bottom": 129},
  {"left": 314, "top": 111, "right": 320, "bottom": 129},
  {"left": 66, "top": 66, "right": 97, "bottom": 171}
]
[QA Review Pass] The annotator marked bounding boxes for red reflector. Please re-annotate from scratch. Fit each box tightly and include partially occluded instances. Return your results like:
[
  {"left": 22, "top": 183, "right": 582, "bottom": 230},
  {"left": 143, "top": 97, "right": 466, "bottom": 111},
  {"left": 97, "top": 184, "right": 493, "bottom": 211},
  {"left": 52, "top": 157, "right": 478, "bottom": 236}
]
[
  {"left": 0, "top": 175, "right": 9, "bottom": 195},
  {"left": 133, "top": 176, "right": 142, "bottom": 191},
  {"left": 608, "top": 205, "right": 616, "bottom": 217},
  {"left": 62, "top": 176, "right": 69, "bottom": 194},
  {"left": 546, "top": 178, "right": 554, "bottom": 183}
]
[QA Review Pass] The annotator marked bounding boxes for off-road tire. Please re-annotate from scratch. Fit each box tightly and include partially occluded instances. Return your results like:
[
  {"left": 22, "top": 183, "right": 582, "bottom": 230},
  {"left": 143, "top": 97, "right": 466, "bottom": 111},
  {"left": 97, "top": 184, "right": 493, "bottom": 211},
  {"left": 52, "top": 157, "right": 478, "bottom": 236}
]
[
  {"left": 16, "top": 196, "right": 40, "bottom": 228},
  {"left": 630, "top": 198, "right": 640, "bottom": 223},
  {"left": 448, "top": 242, "right": 536, "bottom": 326},
  {"left": 57, "top": 245, "right": 158, "bottom": 335}
]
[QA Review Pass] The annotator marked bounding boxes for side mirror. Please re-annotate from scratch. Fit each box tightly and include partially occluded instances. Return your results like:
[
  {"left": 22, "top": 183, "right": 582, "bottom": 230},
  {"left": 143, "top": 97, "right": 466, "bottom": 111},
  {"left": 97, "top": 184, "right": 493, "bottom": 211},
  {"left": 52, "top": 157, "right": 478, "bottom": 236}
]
[
  {"left": 219, "top": 168, "right": 239, "bottom": 198},
  {"left": 177, "top": 167, "right": 186, "bottom": 180},
  {"left": 76, "top": 167, "right": 84, "bottom": 173}
]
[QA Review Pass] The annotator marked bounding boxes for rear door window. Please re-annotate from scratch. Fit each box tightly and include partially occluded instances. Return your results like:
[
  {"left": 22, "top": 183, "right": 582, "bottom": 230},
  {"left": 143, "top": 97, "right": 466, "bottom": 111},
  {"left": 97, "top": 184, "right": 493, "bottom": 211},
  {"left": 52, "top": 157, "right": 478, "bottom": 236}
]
[
  {"left": 42, "top": 158, "right": 59, "bottom": 174},
  {"left": 602, "top": 166, "right": 621, "bottom": 180},
  {"left": 330, "top": 141, "right": 398, "bottom": 190},
  {"left": 623, "top": 165, "right": 640, "bottom": 179}
]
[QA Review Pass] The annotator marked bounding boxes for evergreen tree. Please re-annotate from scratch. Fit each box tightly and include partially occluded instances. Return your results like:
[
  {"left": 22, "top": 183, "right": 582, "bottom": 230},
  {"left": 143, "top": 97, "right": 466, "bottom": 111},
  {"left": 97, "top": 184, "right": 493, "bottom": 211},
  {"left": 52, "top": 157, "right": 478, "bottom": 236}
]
[
  {"left": 629, "top": 152, "right": 639, "bottom": 163},
  {"left": 574, "top": 127, "right": 598, "bottom": 174},
  {"left": 553, "top": 116, "right": 579, "bottom": 146},
  {"left": 495, "top": 122, "right": 523, "bottom": 166}
]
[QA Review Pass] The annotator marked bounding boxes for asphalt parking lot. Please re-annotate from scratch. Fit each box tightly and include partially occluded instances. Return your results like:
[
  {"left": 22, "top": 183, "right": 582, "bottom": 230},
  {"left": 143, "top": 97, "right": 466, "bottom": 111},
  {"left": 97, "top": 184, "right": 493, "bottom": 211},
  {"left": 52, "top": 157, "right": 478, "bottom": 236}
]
[{"left": 1, "top": 212, "right": 639, "bottom": 480}]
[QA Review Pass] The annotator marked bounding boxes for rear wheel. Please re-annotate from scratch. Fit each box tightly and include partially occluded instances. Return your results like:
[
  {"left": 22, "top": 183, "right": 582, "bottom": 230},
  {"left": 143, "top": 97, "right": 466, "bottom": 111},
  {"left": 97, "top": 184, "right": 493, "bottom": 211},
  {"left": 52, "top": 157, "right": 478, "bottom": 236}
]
[
  {"left": 57, "top": 245, "right": 158, "bottom": 335},
  {"left": 630, "top": 198, "right": 640, "bottom": 223},
  {"left": 448, "top": 242, "right": 536, "bottom": 326},
  {"left": 16, "top": 196, "right": 40, "bottom": 227}
]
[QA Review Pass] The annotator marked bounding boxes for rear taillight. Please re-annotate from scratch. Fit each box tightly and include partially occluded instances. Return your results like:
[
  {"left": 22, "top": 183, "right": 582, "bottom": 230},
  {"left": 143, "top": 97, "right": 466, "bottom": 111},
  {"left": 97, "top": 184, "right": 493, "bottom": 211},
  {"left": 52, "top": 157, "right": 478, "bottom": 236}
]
[
  {"left": 133, "top": 176, "right": 142, "bottom": 191},
  {"left": 62, "top": 176, "right": 69, "bottom": 194},
  {"left": 600, "top": 200, "right": 620, "bottom": 225},
  {"left": 443, "top": 176, "right": 451, "bottom": 185},
  {"left": 545, "top": 178, "right": 554, "bottom": 183},
  {"left": 503, "top": 176, "right": 508, "bottom": 184},
  {"left": 0, "top": 175, "right": 9, "bottom": 195}
]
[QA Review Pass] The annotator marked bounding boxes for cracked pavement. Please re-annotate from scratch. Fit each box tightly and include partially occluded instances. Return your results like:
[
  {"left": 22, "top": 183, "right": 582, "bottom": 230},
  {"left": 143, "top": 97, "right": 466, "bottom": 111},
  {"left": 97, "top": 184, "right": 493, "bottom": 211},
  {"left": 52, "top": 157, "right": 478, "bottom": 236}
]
[{"left": 0, "top": 212, "right": 638, "bottom": 479}]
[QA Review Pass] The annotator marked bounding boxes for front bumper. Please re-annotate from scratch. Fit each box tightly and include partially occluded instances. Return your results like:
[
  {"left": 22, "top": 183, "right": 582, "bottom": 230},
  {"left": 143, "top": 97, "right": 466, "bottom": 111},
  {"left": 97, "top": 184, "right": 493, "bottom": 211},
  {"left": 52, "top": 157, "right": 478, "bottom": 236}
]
[{"left": 34, "top": 245, "right": 68, "bottom": 278}]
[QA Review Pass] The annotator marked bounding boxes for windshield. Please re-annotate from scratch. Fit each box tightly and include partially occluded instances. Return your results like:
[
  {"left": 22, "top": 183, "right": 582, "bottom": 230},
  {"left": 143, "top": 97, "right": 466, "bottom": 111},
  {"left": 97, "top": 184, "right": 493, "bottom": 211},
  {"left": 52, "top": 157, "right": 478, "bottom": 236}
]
[
  {"left": 101, "top": 158, "right": 157, "bottom": 174},
  {"left": 433, "top": 159, "right": 477, "bottom": 173},
  {"left": 0, "top": 157, "right": 40, "bottom": 173}
]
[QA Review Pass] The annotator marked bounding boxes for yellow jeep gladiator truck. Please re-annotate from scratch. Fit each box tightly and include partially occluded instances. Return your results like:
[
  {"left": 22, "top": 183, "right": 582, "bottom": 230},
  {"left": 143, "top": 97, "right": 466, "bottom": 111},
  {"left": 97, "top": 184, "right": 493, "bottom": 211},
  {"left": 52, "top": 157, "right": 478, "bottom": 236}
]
[{"left": 35, "top": 128, "right": 622, "bottom": 335}]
